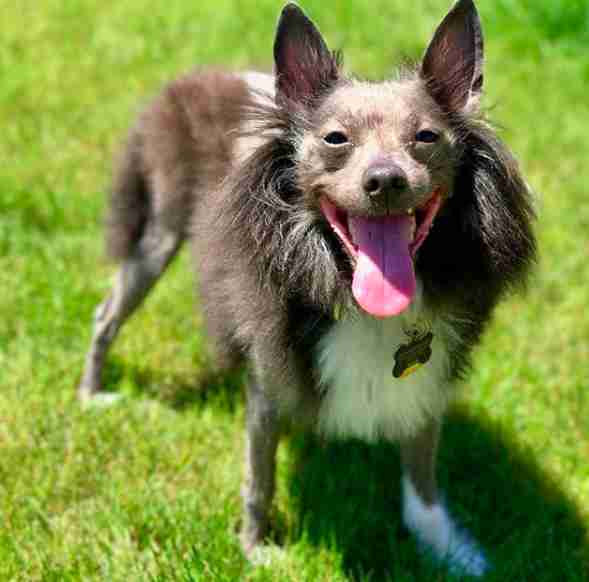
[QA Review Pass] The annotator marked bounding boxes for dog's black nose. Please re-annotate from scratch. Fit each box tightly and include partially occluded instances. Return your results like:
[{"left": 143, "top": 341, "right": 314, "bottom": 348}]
[{"left": 363, "top": 163, "right": 408, "bottom": 198}]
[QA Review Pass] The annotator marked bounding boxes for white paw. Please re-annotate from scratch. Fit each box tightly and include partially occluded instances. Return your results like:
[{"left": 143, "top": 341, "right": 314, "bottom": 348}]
[
  {"left": 81, "top": 392, "right": 124, "bottom": 409},
  {"left": 443, "top": 527, "right": 489, "bottom": 577},
  {"left": 248, "top": 545, "right": 286, "bottom": 567},
  {"left": 402, "top": 477, "right": 489, "bottom": 577}
]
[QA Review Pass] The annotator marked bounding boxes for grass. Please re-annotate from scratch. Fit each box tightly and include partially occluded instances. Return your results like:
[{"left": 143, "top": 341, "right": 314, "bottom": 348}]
[{"left": 1, "top": 0, "right": 588, "bottom": 580}]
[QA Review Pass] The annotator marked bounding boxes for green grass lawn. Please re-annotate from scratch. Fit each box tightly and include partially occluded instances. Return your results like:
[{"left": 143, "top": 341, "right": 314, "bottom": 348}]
[{"left": 1, "top": 0, "right": 589, "bottom": 580}]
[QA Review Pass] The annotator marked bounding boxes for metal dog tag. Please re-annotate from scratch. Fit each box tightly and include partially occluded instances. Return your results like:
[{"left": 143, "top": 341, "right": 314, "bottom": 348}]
[{"left": 393, "top": 330, "right": 433, "bottom": 379}]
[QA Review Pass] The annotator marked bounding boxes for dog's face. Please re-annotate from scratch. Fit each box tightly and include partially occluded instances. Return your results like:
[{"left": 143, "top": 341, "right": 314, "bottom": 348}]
[
  {"left": 298, "top": 80, "right": 459, "bottom": 218},
  {"left": 273, "top": 1, "right": 483, "bottom": 318}
]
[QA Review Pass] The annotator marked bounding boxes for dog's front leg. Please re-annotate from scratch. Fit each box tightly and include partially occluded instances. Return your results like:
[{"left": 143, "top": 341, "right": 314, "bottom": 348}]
[
  {"left": 400, "top": 419, "right": 489, "bottom": 577},
  {"left": 240, "top": 373, "right": 281, "bottom": 560}
]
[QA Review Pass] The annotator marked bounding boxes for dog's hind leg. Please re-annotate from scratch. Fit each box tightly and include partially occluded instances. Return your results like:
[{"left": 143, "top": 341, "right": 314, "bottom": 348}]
[
  {"left": 78, "top": 221, "right": 183, "bottom": 403},
  {"left": 400, "top": 419, "right": 489, "bottom": 577},
  {"left": 240, "top": 373, "right": 281, "bottom": 562}
]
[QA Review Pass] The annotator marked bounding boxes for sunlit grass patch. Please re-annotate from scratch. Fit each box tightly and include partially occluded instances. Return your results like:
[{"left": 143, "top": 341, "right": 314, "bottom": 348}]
[{"left": 1, "top": 1, "right": 588, "bottom": 580}]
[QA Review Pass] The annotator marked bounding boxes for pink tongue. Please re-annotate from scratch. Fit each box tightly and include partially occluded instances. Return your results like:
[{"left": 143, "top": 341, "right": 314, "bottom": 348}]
[{"left": 350, "top": 215, "right": 416, "bottom": 317}]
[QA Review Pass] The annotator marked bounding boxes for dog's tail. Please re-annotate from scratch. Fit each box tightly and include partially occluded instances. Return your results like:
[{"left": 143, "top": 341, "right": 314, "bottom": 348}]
[{"left": 105, "top": 130, "right": 149, "bottom": 262}]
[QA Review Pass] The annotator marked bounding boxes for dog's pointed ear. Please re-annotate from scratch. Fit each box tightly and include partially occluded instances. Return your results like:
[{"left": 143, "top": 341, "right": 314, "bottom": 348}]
[
  {"left": 274, "top": 3, "right": 340, "bottom": 107},
  {"left": 421, "top": 0, "right": 484, "bottom": 112}
]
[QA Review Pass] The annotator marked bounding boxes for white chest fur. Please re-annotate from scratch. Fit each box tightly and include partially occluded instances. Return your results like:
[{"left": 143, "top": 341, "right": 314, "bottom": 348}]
[{"left": 316, "top": 301, "right": 454, "bottom": 442}]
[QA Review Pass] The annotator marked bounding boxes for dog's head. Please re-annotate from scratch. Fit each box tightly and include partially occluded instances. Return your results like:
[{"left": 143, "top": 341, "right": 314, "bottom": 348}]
[
  {"left": 273, "top": 0, "right": 483, "bottom": 318},
  {"left": 230, "top": 1, "right": 533, "bottom": 322}
]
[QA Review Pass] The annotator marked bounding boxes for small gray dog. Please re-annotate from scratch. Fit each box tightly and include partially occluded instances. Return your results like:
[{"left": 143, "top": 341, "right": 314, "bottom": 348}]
[{"left": 80, "top": 0, "right": 535, "bottom": 575}]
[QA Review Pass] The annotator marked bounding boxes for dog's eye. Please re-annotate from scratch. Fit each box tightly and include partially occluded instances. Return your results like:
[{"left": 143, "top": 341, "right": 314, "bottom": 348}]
[
  {"left": 323, "top": 131, "right": 350, "bottom": 146},
  {"left": 415, "top": 130, "right": 440, "bottom": 144}
]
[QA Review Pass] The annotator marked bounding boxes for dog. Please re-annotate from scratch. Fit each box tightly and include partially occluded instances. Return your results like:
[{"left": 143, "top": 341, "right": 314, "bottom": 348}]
[{"left": 79, "top": 0, "right": 536, "bottom": 575}]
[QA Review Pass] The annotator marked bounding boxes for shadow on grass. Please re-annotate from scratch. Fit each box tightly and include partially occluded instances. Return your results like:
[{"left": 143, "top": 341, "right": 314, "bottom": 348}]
[
  {"left": 102, "top": 360, "right": 588, "bottom": 580},
  {"left": 285, "top": 408, "right": 589, "bottom": 581},
  {"left": 102, "top": 355, "right": 246, "bottom": 412}
]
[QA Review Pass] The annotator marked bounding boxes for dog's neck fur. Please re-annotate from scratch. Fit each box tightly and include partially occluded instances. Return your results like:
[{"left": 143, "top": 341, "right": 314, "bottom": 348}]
[
  {"left": 316, "top": 280, "right": 456, "bottom": 442},
  {"left": 234, "top": 72, "right": 277, "bottom": 164}
]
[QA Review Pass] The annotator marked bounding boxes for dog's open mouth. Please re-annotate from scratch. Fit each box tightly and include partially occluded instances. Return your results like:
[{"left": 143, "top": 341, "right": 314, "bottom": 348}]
[{"left": 320, "top": 191, "right": 443, "bottom": 318}]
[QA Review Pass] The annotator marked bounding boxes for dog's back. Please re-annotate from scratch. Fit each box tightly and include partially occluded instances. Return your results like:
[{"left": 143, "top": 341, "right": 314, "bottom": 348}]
[
  {"left": 105, "top": 70, "right": 255, "bottom": 262},
  {"left": 79, "top": 70, "right": 267, "bottom": 399}
]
